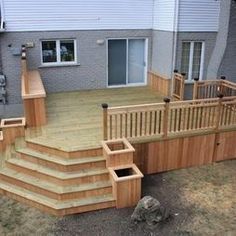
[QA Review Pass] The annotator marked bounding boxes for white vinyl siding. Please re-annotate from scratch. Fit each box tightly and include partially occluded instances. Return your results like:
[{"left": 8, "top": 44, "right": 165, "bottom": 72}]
[
  {"left": 153, "top": 0, "right": 176, "bottom": 31},
  {"left": 2, "top": 0, "right": 221, "bottom": 32},
  {"left": 178, "top": 0, "right": 220, "bottom": 32},
  {"left": 3, "top": 0, "right": 153, "bottom": 32}
]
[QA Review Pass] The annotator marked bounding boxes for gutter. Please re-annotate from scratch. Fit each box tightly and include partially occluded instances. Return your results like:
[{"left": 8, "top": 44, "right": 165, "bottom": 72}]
[{"left": 170, "top": 0, "right": 179, "bottom": 95}]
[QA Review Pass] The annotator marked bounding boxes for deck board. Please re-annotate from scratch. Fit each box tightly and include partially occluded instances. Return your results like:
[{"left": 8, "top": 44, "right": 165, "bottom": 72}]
[{"left": 27, "top": 87, "right": 163, "bottom": 151}]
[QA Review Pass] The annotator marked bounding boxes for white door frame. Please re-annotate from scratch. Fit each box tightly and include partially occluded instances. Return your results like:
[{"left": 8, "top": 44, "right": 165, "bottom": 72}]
[{"left": 106, "top": 38, "right": 148, "bottom": 88}]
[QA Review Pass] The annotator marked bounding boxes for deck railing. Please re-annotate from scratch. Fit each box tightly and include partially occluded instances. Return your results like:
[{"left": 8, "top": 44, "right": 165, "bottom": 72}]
[
  {"left": 172, "top": 71, "right": 185, "bottom": 100},
  {"left": 148, "top": 71, "right": 170, "bottom": 96},
  {"left": 102, "top": 95, "right": 236, "bottom": 140},
  {"left": 193, "top": 77, "right": 236, "bottom": 100},
  {"left": 21, "top": 45, "right": 47, "bottom": 127}
]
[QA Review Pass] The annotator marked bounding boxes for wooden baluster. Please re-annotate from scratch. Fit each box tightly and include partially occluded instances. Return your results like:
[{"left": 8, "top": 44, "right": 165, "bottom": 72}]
[
  {"left": 102, "top": 103, "right": 108, "bottom": 140},
  {"left": 163, "top": 97, "right": 170, "bottom": 138}
]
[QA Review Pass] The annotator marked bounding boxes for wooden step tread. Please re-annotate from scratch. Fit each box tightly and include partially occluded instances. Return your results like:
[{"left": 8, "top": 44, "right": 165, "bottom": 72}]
[
  {"left": 0, "top": 181, "right": 115, "bottom": 210},
  {"left": 26, "top": 138, "right": 101, "bottom": 152},
  {"left": 0, "top": 168, "right": 112, "bottom": 194},
  {"left": 7, "top": 158, "right": 109, "bottom": 179},
  {"left": 17, "top": 148, "right": 105, "bottom": 165}
]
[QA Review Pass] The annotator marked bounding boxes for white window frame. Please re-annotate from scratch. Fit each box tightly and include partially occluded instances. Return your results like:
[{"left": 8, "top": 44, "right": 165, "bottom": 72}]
[
  {"left": 182, "top": 41, "right": 205, "bottom": 82},
  {"left": 41, "top": 39, "right": 77, "bottom": 66}
]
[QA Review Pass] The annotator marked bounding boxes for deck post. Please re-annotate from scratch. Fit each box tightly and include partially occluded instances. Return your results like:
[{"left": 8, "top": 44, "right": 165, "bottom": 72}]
[
  {"left": 215, "top": 92, "right": 224, "bottom": 131},
  {"left": 21, "top": 45, "right": 29, "bottom": 94},
  {"left": 180, "top": 73, "right": 186, "bottom": 100},
  {"left": 220, "top": 76, "right": 226, "bottom": 96},
  {"left": 163, "top": 97, "right": 170, "bottom": 138},
  {"left": 193, "top": 77, "right": 199, "bottom": 100},
  {"left": 102, "top": 103, "right": 108, "bottom": 141}
]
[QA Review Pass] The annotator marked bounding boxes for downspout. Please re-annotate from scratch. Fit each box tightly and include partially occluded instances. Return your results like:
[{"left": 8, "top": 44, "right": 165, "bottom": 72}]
[
  {"left": 170, "top": 0, "right": 179, "bottom": 95},
  {"left": 0, "top": 0, "right": 5, "bottom": 31}
]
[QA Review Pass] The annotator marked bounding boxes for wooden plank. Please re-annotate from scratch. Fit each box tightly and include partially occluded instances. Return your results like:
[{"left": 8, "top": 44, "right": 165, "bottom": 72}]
[
  {"left": 132, "top": 133, "right": 216, "bottom": 174},
  {"left": 148, "top": 71, "right": 170, "bottom": 96},
  {"left": 214, "top": 131, "right": 236, "bottom": 161}
]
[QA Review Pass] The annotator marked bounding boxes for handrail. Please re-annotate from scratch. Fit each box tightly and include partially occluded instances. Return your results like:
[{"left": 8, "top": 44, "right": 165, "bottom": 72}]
[
  {"left": 102, "top": 95, "right": 236, "bottom": 140},
  {"left": 193, "top": 77, "right": 236, "bottom": 99}
]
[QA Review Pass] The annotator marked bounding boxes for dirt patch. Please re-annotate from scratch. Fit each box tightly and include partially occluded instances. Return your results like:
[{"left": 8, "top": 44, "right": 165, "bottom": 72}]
[
  {"left": 0, "top": 196, "right": 56, "bottom": 236},
  {"left": 0, "top": 160, "right": 235, "bottom": 235}
]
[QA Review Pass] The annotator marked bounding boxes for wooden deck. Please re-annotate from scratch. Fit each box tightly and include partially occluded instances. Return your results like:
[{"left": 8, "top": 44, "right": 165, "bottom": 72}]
[{"left": 27, "top": 87, "right": 163, "bottom": 151}]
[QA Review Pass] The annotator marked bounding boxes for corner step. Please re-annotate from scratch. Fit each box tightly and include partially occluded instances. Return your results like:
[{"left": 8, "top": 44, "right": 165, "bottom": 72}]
[
  {"left": 6, "top": 158, "right": 109, "bottom": 186},
  {"left": 26, "top": 140, "right": 103, "bottom": 158},
  {"left": 17, "top": 148, "right": 106, "bottom": 171},
  {"left": 0, "top": 181, "right": 115, "bottom": 216},
  {"left": 0, "top": 168, "right": 112, "bottom": 200}
]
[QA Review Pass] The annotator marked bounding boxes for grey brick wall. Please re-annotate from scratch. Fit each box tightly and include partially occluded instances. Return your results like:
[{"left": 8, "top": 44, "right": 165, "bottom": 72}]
[
  {"left": 0, "top": 29, "right": 152, "bottom": 117},
  {"left": 175, "top": 32, "right": 217, "bottom": 80},
  {"left": 218, "top": 0, "right": 236, "bottom": 82},
  {"left": 151, "top": 30, "right": 174, "bottom": 78}
]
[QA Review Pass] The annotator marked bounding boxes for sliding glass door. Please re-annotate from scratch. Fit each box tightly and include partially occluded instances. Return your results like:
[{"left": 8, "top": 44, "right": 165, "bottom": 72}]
[{"left": 108, "top": 39, "right": 146, "bottom": 86}]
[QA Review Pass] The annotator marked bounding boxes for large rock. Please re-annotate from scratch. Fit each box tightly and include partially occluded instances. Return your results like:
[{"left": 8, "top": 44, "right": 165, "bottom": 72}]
[{"left": 131, "top": 196, "right": 170, "bottom": 225}]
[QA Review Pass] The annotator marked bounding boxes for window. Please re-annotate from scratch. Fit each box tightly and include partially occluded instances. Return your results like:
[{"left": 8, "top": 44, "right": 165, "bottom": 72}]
[
  {"left": 41, "top": 39, "right": 76, "bottom": 65},
  {"left": 181, "top": 41, "right": 205, "bottom": 81}
]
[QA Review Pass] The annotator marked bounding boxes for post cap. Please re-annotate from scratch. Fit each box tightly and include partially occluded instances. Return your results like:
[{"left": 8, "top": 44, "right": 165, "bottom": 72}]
[
  {"left": 173, "top": 69, "right": 178, "bottom": 73},
  {"left": 101, "top": 103, "right": 108, "bottom": 109},
  {"left": 181, "top": 72, "right": 186, "bottom": 76},
  {"left": 216, "top": 92, "right": 224, "bottom": 99},
  {"left": 163, "top": 97, "right": 171, "bottom": 103},
  {"left": 194, "top": 77, "right": 199, "bottom": 82},
  {"left": 220, "top": 76, "right": 226, "bottom": 80}
]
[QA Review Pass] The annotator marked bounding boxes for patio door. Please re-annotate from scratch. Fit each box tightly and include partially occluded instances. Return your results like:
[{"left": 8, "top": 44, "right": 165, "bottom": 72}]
[{"left": 108, "top": 39, "right": 146, "bottom": 86}]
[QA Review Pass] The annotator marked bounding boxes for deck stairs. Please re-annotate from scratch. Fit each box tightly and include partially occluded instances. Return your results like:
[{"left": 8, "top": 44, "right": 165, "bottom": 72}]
[{"left": 0, "top": 139, "right": 116, "bottom": 216}]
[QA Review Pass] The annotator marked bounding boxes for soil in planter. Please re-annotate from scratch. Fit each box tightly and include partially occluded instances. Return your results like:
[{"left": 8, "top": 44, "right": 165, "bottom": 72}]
[
  {"left": 115, "top": 167, "right": 135, "bottom": 177},
  {"left": 3, "top": 120, "right": 23, "bottom": 126}
]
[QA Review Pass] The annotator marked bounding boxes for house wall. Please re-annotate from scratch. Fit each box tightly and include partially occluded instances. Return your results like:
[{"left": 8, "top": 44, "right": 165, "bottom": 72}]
[
  {"left": 217, "top": 0, "right": 236, "bottom": 82},
  {"left": 207, "top": 0, "right": 231, "bottom": 80},
  {"left": 178, "top": 0, "right": 220, "bottom": 32},
  {"left": 0, "top": 29, "right": 152, "bottom": 118},
  {"left": 151, "top": 30, "right": 174, "bottom": 79},
  {"left": 2, "top": 0, "right": 153, "bottom": 31},
  {"left": 175, "top": 32, "right": 217, "bottom": 99},
  {"left": 153, "top": 0, "right": 176, "bottom": 31}
]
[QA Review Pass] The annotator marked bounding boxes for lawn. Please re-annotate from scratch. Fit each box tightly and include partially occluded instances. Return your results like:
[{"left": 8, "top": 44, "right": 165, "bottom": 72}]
[{"left": 0, "top": 160, "right": 235, "bottom": 236}]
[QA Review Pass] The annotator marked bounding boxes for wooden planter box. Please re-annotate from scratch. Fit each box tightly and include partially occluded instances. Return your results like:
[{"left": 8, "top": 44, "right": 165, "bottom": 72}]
[
  {"left": 102, "top": 138, "right": 135, "bottom": 168},
  {"left": 109, "top": 164, "right": 143, "bottom": 208},
  {"left": 0, "top": 131, "right": 3, "bottom": 152},
  {"left": 0, "top": 117, "right": 25, "bottom": 147}
]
